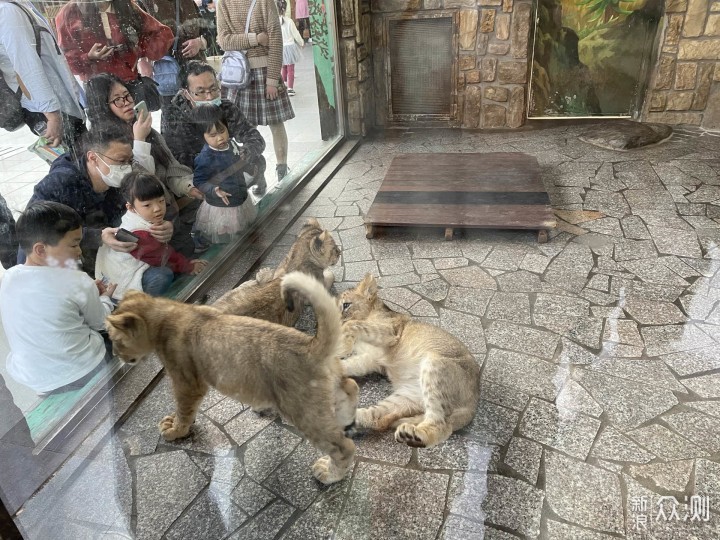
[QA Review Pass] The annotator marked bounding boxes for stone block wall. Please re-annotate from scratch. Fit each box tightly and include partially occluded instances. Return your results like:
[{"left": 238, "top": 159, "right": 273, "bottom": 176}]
[
  {"left": 339, "top": 0, "right": 532, "bottom": 133},
  {"left": 643, "top": 0, "right": 720, "bottom": 128}
]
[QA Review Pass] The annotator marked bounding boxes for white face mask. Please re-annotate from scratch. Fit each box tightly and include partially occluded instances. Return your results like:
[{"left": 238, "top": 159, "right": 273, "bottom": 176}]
[
  {"left": 194, "top": 96, "right": 222, "bottom": 107},
  {"left": 96, "top": 155, "right": 132, "bottom": 188}
]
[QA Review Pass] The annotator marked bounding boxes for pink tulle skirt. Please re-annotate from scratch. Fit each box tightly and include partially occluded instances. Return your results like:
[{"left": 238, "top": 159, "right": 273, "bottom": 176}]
[{"left": 194, "top": 198, "right": 257, "bottom": 244}]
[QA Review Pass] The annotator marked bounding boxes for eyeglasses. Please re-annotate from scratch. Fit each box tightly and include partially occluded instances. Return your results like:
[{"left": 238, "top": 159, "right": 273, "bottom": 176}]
[
  {"left": 109, "top": 93, "right": 134, "bottom": 108},
  {"left": 188, "top": 85, "right": 220, "bottom": 98},
  {"left": 95, "top": 151, "right": 134, "bottom": 166}
]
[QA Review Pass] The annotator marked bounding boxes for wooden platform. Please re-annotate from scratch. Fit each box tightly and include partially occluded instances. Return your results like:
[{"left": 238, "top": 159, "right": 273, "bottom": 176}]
[{"left": 364, "top": 153, "right": 556, "bottom": 242}]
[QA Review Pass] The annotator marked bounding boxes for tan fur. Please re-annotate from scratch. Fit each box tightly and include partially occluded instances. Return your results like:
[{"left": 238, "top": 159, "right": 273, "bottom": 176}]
[
  {"left": 339, "top": 274, "right": 480, "bottom": 448},
  {"left": 213, "top": 218, "right": 340, "bottom": 326},
  {"left": 106, "top": 272, "right": 358, "bottom": 484}
]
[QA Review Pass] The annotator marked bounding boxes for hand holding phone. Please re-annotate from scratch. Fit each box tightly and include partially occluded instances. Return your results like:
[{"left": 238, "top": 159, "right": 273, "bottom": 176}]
[
  {"left": 115, "top": 228, "right": 140, "bottom": 243},
  {"left": 133, "top": 101, "right": 148, "bottom": 117}
]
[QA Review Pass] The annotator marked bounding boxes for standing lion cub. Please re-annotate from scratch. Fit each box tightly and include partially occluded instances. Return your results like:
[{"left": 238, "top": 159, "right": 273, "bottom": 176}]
[
  {"left": 339, "top": 274, "right": 480, "bottom": 448},
  {"left": 106, "top": 272, "right": 358, "bottom": 484}
]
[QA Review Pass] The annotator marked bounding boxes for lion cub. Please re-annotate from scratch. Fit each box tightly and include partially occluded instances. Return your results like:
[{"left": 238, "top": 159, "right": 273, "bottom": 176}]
[
  {"left": 213, "top": 218, "right": 340, "bottom": 326},
  {"left": 339, "top": 274, "right": 480, "bottom": 448},
  {"left": 106, "top": 272, "right": 358, "bottom": 484}
]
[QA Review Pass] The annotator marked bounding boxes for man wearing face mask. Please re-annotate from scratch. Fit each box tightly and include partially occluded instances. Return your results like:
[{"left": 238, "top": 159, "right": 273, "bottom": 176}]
[
  {"left": 161, "top": 61, "right": 267, "bottom": 195},
  {"left": 21, "top": 126, "right": 174, "bottom": 274}
]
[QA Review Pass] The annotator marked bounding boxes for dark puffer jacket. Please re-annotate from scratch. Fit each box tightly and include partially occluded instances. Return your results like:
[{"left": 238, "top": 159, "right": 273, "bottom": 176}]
[{"left": 161, "top": 94, "right": 265, "bottom": 169}]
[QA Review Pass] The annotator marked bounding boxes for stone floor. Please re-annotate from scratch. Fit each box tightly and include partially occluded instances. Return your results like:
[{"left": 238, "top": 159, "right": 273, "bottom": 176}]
[{"left": 14, "top": 124, "right": 720, "bottom": 539}]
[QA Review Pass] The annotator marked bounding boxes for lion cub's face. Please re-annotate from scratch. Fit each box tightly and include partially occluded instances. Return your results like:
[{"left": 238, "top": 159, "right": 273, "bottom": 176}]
[
  {"left": 106, "top": 291, "right": 156, "bottom": 365},
  {"left": 339, "top": 273, "right": 378, "bottom": 321}
]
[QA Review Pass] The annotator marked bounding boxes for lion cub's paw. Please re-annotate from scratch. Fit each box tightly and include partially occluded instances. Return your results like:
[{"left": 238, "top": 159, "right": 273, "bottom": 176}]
[
  {"left": 395, "top": 423, "right": 428, "bottom": 448},
  {"left": 312, "top": 456, "right": 349, "bottom": 485},
  {"left": 158, "top": 414, "right": 191, "bottom": 441}
]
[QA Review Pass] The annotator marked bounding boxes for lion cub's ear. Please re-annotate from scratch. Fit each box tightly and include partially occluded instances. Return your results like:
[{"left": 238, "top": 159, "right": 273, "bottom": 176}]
[
  {"left": 106, "top": 312, "right": 146, "bottom": 337},
  {"left": 358, "top": 273, "right": 378, "bottom": 296},
  {"left": 305, "top": 217, "right": 321, "bottom": 229}
]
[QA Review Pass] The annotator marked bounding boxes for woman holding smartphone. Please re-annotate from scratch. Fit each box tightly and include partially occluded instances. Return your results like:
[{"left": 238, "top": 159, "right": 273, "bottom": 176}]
[
  {"left": 55, "top": 0, "right": 174, "bottom": 83},
  {"left": 86, "top": 73, "right": 204, "bottom": 257}
]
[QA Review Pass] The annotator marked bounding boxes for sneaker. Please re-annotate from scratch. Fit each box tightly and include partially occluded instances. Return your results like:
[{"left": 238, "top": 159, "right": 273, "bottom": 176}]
[
  {"left": 191, "top": 232, "right": 211, "bottom": 254},
  {"left": 287, "top": 88, "right": 296, "bottom": 96},
  {"left": 276, "top": 164, "right": 289, "bottom": 182}
]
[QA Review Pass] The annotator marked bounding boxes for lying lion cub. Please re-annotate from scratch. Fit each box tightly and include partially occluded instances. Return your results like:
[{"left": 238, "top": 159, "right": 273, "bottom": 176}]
[
  {"left": 213, "top": 218, "right": 340, "bottom": 326},
  {"left": 106, "top": 272, "right": 358, "bottom": 484},
  {"left": 339, "top": 274, "right": 480, "bottom": 448}
]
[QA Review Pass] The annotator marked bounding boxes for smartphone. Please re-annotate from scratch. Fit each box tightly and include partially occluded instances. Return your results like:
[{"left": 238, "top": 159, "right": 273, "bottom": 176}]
[
  {"left": 115, "top": 228, "right": 140, "bottom": 243},
  {"left": 133, "top": 100, "right": 148, "bottom": 118}
]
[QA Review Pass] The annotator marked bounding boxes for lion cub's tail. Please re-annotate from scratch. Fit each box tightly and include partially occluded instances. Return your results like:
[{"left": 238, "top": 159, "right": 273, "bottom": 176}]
[{"left": 281, "top": 272, "right": 341, "bottom": 357}]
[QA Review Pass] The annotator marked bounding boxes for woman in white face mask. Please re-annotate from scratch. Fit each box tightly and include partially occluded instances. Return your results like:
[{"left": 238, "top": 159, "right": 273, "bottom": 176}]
[{"left": 86, "top": 73, "right": 204, "bottom": 258}]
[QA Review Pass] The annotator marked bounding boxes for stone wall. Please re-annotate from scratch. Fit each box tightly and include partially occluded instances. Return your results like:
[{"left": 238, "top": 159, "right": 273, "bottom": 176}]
[
  {"left": 642, "top": 0, "right": 720, "bottom": 128},
  {"left": 339, "top": 0, "right": 532, "bottom": 133}
]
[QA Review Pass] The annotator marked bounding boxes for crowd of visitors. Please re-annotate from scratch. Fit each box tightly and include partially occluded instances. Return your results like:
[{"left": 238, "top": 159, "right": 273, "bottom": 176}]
[{"left": 0, "top": 0, "right": 313, "bottom": 395}]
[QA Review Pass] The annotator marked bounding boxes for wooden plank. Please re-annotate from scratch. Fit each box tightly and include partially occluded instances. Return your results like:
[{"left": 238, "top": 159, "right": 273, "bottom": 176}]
[{"left": 366, "top": 203, "right": 556, "bottom": 229}]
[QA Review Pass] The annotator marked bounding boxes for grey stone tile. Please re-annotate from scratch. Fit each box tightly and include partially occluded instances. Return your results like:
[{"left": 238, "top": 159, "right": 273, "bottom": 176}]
[
  {"left": 544, "top": 243, "right": 594, "bottom": 293},
  {"left": 135, "top": 451, "right": 209, "bottom": 540},
  {"left": 243, "top": 423, "right": 302, "bottom": 482},
  {"left": 534, "top": 293, "right": 589, "bottom": 317},
  {"left": 546, "top": 520, "right": 616, "bottom": 540},
  {"left": 625, "top": 189, "right": 677, "bottom": 213},
  {"left": 479, "top": 380, "right": 531, "bottom": 412},
  {"left": 695, "top": 459, "right": 720, "bottom": 506},
  {"left": 122, "top": 427, "right": 161, "bottom": 456},
  {"left": 160, "top": 416, "right": 234, "bottom": 456},
  {"left": 558, "top": 338, "right": 598, "bottom": 364},
  {"left": 339, "top": 215, "right": 366, "bottom": 230},
  {"left": 497, "top": 270, "right": 544, "bottom": 292},
  {"left": 682, "top": 373, "right": 720, "bottom": 398},
  {"left": 344, "top": 260, "right": 380, "bottom": 281},
  {"left": 574, "top": 370, "right": 678, "bottom": 430},
  {"left": 587, "top": 274, "right": 610, "bottom": 291},
  {"left": 487, "top": 321, "right": 561, "bottom": 360},
  {"left": 626, "top": 424, "right": 709, "bottom": 460},
  {"left": 410, "top": 241, "right": 463, "bottom": 259},
  {"left": 437, "top": 515, "right": 485, "bottom": 540},
  {"left": 335, "top": 204, "right": 360, "bottom": 217},
  {"left": 587, "top": 357, "right": 686, "bottom": 392},
  {"left": 623, "top": 295, "right": 687, "bottom": 325},
  {"left": 433, "top": 257, "right": 468, "bottom": 269},
  {"left": 439, "top": 265, "right": 497, "bottom": 289},
  {"left": 377, "top": 287, "right": 422, "bottom": 309},
  {"left": 342, "top": 245, "right": 373, "bottom": 262},
  {"left": 227, "top": 499, "right": 294, "bottom": 540},
  {"left": 592, "top": 306, "right": 625, "bottom": 319},
  {"left": 485, "top": 292, "right": 531, "bottom": 324},
  {"left": 377, "top": 272, "right": 421, "bottom": 288},
  {"left": 557, "top": 379, "right": 603, "bottom": 417},
  {"left": 519, "top": 398, "right": 601, "bottom": 460},
  {"left": 686, "top": 184, "right": 720, "bottom": 203},
  {"left": 534, "top": 313, "right": 604, "bottom": 349},
  {"left": 504, "top": 436, "right": 543, "bottom": 484},
  {"left": 660, "top": 346, "right": 720, "bottom": 377},
  {"left": 583, "top": 190, "right": 630, "bottom": 218},
  {"left": 445, "top": 470, "right": 487, "bottom": 519},
  {"left": 519, "top": 252, "right": 551, "bottom": 273},
  {"left": 378, "top": 257, "right": 415, "bottom": 275},
  {"left": 338, "top": 226, "right": 370, "bottom": 249},
  {"left": 621, "top": 215, "right": 651, "bottom": 240},
  {"left": 484, "top": 349, "right": 567, "bottom": 400},
  {"left": 649, "top": 226, "right": 702, "bottom": 258},
  {"left": 641, "top": 323, "right": 716, "bottom": 356},
  {"left": 620, "top": 258, "right": 690, "bottom": 286},
  {"left": 190, "top": 455, "right": 245, "bottom": 489},
  {"left": 680, "top": 293, "right": 719, "bottom": 320},
  {"left": 481, "top": 475, "right": 544, "bottom": 537},
  {"left": 664, "top": 410, "right": 720, "bottom": 454},
  {"left": 614, "top": 239, "right": 658, "bottom": 262},
  {"left": 409, "top": 299, "right": 438, "bottom": 316},
  {"left": 410, "top": 278, "right": 450, "bottom": 301},
  {"left": 442, "top": 287, "right": 494, "bottom": 316},
  {"left": 230, "top": 477, "right": 277, "bottom": 515},
  {"left": 165, "top": 490, "right": 248, "bottom": 540},
  {"left": 281, "top": 482, "right": 349, "bottom": 540},
  {"left": 457, "top": 242, "right": 492, "bottom": 264},
  {"left": 335, "top": 463, "right": 447, "bottom": 540},
  {"left": 224, "top": 411, "right": 276, "bottom": 447},
  {"left": 544, "top": 451, "right": 624, "bottom": 534},
  {"left": 439, "top": 309, "right": 486, "bottom": 353},
  {"left": 602, "top": 318, "right": 643, "bottom": 346},
  {"left": 582, "top": 217, "right": 623, "bottom": 237},
  {"left": 684, "top": 215, "right": 720, "bottom": 229},
  {"left": 589, "top": 426, "right": 655, "bottom": 463},
  {"left": 353, "top": 429, "right": 413, "bottom": 466},
  {"left": 120, "top": 376, "right": 175, "bottom": 435},
  {"left": 204, "top": 398, "right": 246, "bottom": 425},
  {"left": 371, "top": 242, "right": 411, "bottom": 259},
  {"left": 418, "top": 437, "right": 501, "bottom": 471},
  {"left": 412, "top": 258, "right": 436, "bottom": 275},
  {"left": 628, "top": 460, "right": 693, "bottom": 492},
  {"left": 481, "top": 247, "right": 527, "bottom": 271}
]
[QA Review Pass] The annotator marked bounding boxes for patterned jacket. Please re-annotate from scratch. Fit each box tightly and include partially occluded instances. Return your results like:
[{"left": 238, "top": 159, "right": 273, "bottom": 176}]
[{"left": 161, "top": 96, "right": 265, "bottom": 169}]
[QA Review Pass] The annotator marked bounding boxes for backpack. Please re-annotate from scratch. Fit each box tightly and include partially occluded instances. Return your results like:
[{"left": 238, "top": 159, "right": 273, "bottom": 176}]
[
  {"left": 0, "top": 193, "right": 17, "bottom": 270},
  {"left": 219, "top": 0, "right": 257, "bottom": 90},
  {"left": 0, "top": 2, "right": 50, "bottom": 131}
]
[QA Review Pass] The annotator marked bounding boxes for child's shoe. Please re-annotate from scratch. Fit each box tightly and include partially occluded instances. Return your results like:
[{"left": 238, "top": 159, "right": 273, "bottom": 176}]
[
  {"left": 276, "top": 163, "right": 289, "bottom": 182},
  {"left": 191, "top": 232, "right": 211, "bottom": 254},
  {"left": 287, "top": 88, "right": 296, "bottom": 96}
]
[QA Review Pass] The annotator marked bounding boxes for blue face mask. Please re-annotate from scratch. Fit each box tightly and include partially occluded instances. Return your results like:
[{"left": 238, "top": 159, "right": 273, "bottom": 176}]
[{"left": 195, "top": 97, "right": 222, "bottom": 107}]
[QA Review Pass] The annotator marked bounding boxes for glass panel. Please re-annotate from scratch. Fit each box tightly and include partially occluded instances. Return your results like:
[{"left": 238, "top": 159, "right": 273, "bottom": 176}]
[
  {"left": 528, "top": 0, "right": 661, "bottom": 117},
  {"left": 0, "top": 0, "right": 343, "bottom": 487}
]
